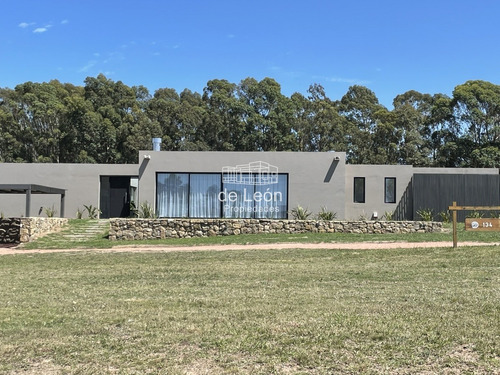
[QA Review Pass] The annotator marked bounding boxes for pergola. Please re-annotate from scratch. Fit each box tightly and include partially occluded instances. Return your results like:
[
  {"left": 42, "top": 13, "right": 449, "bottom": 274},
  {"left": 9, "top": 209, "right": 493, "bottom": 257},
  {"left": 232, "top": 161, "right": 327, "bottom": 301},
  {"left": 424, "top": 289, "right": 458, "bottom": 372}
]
[{"left": 0, "top": 184, "right": 66, "bottom": 217}]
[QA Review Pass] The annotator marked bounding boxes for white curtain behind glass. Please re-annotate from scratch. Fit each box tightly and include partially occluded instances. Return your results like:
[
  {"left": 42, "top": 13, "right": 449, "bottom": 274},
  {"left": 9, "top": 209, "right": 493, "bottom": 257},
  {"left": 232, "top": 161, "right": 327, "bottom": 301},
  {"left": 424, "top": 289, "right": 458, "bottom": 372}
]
[
  {"left": 222, "top": 181, "right": 254, "bottom": 218},
  {"left": 189, "top": 174, "right": 221, "bottom": 217},
  {"left": 157, "top": 173, "right": 188, "bottom": 217},
  {"left": 255, "top": 175, "right": 288, "bottom": 219}
]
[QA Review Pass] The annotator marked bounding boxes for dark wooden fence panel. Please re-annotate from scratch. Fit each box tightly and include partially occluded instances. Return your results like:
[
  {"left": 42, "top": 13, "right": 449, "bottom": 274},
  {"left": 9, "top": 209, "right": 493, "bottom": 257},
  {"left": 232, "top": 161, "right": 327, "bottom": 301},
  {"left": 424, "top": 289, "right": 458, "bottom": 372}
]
[{"left": 412, "top": 174, "right": 500, "bottom": 221}]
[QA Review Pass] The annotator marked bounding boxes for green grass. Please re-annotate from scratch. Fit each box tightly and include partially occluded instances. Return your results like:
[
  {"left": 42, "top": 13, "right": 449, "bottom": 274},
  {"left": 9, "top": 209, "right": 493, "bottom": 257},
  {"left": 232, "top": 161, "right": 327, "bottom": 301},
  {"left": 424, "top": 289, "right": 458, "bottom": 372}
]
[
  {"left": 19, "top": 219, "right": 500, "bottom": 250},
  {"left": 0, "top": 246, "right": 499, "bottom": 374}
]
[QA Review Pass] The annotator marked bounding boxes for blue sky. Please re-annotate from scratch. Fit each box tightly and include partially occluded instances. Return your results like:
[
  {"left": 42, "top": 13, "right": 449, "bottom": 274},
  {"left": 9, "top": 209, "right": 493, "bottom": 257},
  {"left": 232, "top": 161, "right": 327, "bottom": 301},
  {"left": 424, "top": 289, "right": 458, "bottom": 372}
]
[{"left": 1, "top": 0, "right": 499, "bottom": 108}]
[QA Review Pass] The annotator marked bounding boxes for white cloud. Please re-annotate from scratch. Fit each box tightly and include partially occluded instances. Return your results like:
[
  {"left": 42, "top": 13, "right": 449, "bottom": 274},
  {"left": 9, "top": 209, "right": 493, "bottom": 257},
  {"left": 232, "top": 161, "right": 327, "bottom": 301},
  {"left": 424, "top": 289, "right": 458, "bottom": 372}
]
[
  {"left": 79, "top": 60, "right": 97, "bottom": 72},
  {"left": 314, "top": 75, "right": 371, "bottom": 85},
  {"left": 18, "top": 22, "right": 32, "bottom": 28},
  {"left": 268, "top": 65, "right": 301, "bottom": 78},
  {"left": 33, "top": 27, "right": 48, "bottom": 33},
  {"left": 61, "top": 19, "right": 69, "bottom": 25}
]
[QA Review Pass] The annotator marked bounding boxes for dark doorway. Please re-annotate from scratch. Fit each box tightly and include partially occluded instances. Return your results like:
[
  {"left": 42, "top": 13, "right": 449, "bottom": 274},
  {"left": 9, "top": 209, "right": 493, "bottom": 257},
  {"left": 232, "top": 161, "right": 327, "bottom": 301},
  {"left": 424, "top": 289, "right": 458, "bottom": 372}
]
[{"left": 100, "top": 176, "right": 135, "bottom": 218}]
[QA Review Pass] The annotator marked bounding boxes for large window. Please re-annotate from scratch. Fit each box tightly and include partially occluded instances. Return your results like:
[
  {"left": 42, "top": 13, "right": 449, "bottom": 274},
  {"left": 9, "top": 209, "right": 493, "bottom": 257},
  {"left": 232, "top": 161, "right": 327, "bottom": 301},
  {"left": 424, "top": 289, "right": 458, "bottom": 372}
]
[
  {"left": 156, "top": 173, "right": 288, "bottom": 218},
  {"left": 354, "top": 177, "right": 365, "bottom": 203},
  {"left": 157, "top": 173, "right": 221, "bottom": 218},
  {"left": 384, "top": 177, "right": 396, "bottom": 204}
]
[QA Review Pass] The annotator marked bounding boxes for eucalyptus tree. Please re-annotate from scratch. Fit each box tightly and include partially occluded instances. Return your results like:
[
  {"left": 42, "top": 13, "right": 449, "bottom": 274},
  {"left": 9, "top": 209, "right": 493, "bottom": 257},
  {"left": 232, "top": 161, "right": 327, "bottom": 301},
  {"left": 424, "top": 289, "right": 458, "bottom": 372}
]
[
  {"left": 147, "top": 88, "right": 182, "bottom": 150},
  {"left": 290, "top": 91, "right": 311, "bottom": 151},
  {"left": 339, "top": 85, "right": 387, "bottom": 163},
  {"left": 0, "top": 88, "right": 22, "bottom": 162},
  {"left": 427, "top": 93, "right": 463, "bottom": 167},
  {"left": 391, "top": 90, "right": 433, "bottom": 166},
  {"left": 83, "top": 74, "right": 142, "bottom": 163},
  {"left": 60, "top": 92, "right": 99, "bottom": 163},
  {"left": 308, "top": 84, "right": 349, "bottom": 152},
  {"left": 291, "top": 84, "right": 348, "bottom": 152},
  {"left": 451, "top": 80, "right": 500, "bottom": 167},
  {"left": 202, "top": 79, "right": 245, "bottom": 150},
  {"left": 118, "top": 86, "right": 162, "bottom": 163},
  {"left": 237, "top": 77, "right": 295, "bottom": 151},
  {"left": 370, "top": 108, "right": 399, "bottom": 164},
  {"left": 3, "top": 81, "right": 72, "bottom": 162},
  {"left": 177, "top": 89, "right": 209, "bottom": 150}
]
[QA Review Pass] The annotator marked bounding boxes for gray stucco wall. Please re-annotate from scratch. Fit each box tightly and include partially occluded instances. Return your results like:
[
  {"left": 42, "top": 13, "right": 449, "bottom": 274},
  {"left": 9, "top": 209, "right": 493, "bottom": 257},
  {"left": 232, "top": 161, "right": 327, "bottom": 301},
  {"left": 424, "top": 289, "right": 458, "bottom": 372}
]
[
  {"left": 0, "top": 163, "right": 137, "bottom": 218},
  {"left": 344, "top": 164, "right": 414, "bottom": 220},
  {"left": 137, "top": 151, "right": 347, "bottom": 219}
]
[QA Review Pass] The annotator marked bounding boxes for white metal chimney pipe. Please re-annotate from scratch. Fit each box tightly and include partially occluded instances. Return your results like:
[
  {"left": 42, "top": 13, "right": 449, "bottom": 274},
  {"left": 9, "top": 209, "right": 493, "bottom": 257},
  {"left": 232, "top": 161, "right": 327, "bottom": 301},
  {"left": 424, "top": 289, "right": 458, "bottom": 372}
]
[{"left": 152, "top": 138, "right": 162, "bottom": 151}]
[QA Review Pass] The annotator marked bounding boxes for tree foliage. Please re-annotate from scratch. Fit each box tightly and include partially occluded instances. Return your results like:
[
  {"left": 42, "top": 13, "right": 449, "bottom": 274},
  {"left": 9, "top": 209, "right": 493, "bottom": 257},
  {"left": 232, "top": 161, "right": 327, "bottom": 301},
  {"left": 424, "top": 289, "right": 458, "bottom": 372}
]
[{"left": 1, "top": 76, "right": 500, "bottom": 167}]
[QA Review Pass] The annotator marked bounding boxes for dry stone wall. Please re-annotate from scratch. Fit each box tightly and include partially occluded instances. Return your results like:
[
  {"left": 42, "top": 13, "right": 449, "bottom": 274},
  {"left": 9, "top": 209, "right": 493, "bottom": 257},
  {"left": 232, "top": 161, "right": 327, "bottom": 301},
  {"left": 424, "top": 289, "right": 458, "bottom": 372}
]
[
  {"left": 109, "top": 218, "right": 442, "bottom": 241},
  {"left": 0, "top": 217, "right": 68, "bottom": 243}
]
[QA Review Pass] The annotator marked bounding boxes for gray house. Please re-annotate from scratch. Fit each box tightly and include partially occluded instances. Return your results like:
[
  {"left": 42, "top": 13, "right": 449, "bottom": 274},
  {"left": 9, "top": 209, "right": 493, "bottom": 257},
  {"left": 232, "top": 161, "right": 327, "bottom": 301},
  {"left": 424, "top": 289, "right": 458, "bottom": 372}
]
[{"left": 0, "top": 150, "right": 498, "bottom": 221}]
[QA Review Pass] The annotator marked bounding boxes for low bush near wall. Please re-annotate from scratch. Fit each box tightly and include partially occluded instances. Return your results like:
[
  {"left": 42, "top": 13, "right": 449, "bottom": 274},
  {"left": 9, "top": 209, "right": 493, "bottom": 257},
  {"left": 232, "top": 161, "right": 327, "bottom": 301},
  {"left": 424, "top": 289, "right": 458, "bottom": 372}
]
[{"left": 109, "top": 218, "right": 442, "bottom": 241}]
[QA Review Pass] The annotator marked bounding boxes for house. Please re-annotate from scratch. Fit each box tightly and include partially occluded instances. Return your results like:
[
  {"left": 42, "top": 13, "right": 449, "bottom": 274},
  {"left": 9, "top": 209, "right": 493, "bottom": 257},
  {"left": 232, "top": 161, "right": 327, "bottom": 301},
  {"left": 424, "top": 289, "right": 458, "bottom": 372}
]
[{"left": 1, "top": 149, "right": 498, "bottom": 222}]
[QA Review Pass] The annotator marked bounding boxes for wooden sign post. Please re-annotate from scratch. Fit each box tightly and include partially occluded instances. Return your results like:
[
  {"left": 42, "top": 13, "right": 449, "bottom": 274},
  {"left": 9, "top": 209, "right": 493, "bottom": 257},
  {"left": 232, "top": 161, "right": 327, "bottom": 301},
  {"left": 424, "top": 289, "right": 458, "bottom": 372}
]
[{"left": 448, "top": 202, "right": 500, "bottom": 248}]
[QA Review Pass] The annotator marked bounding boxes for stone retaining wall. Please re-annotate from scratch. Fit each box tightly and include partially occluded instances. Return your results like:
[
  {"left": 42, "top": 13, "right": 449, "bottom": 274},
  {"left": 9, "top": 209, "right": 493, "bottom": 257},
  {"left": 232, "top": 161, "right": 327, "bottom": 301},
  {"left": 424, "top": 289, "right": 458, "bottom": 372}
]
[
  {"left": 109, "top": 218, "right": 442, "bottom": 241},
  {"left": 0, "top": 217, "right": 69, "bottom": 243}
]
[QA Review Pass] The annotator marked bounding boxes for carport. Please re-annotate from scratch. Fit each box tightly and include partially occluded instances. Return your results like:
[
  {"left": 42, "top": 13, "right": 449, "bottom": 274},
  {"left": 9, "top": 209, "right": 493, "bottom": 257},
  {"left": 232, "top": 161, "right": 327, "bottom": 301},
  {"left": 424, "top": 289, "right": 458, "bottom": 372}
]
[{"left": 0, "top": 184, "right": 66, "bottom": 217}]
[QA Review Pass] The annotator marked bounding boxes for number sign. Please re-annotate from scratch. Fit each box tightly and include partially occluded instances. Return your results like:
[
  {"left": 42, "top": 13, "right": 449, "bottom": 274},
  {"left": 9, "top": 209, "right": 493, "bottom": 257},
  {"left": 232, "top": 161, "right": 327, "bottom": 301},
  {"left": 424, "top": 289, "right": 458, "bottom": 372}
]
[{"left": 465, "top": 218, "right": 500, "bottom": 231}]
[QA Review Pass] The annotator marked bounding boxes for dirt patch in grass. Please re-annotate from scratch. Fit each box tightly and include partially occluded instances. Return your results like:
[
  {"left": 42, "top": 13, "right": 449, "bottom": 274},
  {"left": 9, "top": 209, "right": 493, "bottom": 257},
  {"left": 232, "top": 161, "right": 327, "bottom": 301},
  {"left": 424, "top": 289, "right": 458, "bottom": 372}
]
[{"left": 1, "top": 240, "right": 499, "bottom": 255}]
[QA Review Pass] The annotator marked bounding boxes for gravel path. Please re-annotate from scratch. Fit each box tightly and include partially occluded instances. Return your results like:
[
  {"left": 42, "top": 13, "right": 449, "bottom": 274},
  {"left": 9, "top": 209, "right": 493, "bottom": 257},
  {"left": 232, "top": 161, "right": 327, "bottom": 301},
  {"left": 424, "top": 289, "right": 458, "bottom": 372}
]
[{"left": 1, "top": 241, "right": 499, "bottom": 255}]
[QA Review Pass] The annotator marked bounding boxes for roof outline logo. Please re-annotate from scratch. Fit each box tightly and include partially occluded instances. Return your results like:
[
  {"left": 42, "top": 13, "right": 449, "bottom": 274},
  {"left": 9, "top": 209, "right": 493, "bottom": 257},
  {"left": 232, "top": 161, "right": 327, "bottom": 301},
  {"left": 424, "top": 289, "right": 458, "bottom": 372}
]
[{"left": 222, "top": 161, "right": 278, "bottom": 185}]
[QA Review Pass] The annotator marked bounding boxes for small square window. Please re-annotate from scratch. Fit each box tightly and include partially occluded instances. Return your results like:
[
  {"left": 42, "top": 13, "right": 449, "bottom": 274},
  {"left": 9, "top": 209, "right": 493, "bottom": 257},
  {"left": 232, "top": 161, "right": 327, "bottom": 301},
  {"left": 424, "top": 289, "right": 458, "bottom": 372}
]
[
  {"left": 385, "top": 177, "right": 396, "bottom": 204},
  {"left": 354, "top": 177, "right": 365, "bottom": 203}
]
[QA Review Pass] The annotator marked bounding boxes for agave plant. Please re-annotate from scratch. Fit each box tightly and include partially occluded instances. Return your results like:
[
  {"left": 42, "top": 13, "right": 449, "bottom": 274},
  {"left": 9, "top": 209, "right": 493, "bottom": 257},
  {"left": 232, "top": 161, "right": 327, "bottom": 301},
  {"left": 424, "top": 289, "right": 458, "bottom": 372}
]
[
  {"left": 316, "top": 206, "right": 337, "bottom": 220},
  {"left": 290, "top": 205, "right": 312, "bottom": 220}
]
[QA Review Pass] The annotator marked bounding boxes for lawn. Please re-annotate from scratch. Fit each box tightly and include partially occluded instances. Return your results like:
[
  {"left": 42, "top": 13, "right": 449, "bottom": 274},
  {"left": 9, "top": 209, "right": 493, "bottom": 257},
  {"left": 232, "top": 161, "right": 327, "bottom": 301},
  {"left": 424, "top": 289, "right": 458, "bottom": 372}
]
[{"left": 0, "top": 245, "right": 499, "bottom": 374}]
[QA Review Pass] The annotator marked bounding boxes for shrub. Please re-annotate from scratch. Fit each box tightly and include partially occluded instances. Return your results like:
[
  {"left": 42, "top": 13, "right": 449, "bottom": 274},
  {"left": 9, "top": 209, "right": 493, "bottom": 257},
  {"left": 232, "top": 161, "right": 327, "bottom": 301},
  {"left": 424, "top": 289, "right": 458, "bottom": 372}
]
[
  {"left": 467, "top": 211, "right": 484, "bottom": 218},
  {"left": 139, "top": 201, "right": 157, "bottom": 218},
  {"left": 316, "top": 207, "right": 337, "bottom": 220},
  {"left": 129, "top": 201, "right": 138, "bottom": 218},
  {"left": 383, "top": 211, "right": 394, "bottom": 221},
  {"left": 417, "top": 208, "right": 434, "bottom": 221},
  {"left": 44, "top": 205, "right": 57, "bottom": 218},
  {"left": 76, "top": 208, "right": 84, "bottom": 219},
  {"left": 290, "top": 205, "right": 312, "bottom": 220},
  {"left": 84, "top": 204, "right": 101, "bottom": 219},
  {"left": 438, "top": 210, "right": 450, "bottom": 223}
]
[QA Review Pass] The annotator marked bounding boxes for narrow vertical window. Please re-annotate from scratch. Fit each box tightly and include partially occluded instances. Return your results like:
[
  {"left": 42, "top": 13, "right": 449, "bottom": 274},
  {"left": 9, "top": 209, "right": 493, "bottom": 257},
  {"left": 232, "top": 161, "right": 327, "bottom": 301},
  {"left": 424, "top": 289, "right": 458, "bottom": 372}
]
[
  {"left": 354, "top": 177, "right": 365, "bottom": 203},
  {"left": 385, "top": 177, "right": 396, "bottom": 203}
]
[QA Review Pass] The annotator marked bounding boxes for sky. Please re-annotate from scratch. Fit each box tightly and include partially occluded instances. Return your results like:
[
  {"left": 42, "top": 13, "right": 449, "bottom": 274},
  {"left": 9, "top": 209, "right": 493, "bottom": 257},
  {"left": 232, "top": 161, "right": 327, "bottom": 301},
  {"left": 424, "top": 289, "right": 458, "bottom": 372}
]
[{"left": 1, "top": 0, "right": 500, "bottom": 109}]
